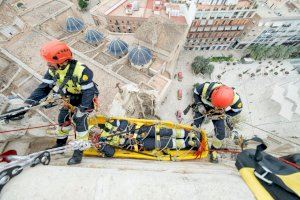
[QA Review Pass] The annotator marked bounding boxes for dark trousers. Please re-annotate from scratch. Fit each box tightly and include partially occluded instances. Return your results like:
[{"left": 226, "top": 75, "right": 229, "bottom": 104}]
[
  {"left": 58, "top": 94, "right": 93, "bottom": 140},
  {"left": 193, "top": 111, "right": 226, "bottom": 140}
]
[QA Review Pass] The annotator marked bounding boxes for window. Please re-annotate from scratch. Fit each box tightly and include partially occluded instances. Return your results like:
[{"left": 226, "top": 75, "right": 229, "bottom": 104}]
[
  {"left": 200, "top": 20, "right": 206, "bottom": 25},
  {"left": 224, "top": 12, "right": 231, "bottom": 19},
  {"left": 217, "top": 26, "right": 224, "bottom": 31},
  {"left": 197, "top": 27, "right": 204, "bottom": 31},
  {"left": 239, "top": 11, "right": 247, "bottom": 18},
  {"left": 232, "top": 12, "right": 239, "bottom": 18},
  {"left": 246, "top": 11, "right": 254, "bottom": 18}
]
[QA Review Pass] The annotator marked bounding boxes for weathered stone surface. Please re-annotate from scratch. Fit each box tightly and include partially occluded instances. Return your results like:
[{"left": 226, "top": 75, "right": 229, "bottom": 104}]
[
  {"left": 109, "top": 84, "right": 158, "bottom": 118},
  {"left": 4, "top": 140, "right": 30, "bottom": 156},
  {"left": 0, "top": 97, "right": 49, "bottom": 141},
  {"left": 0, "top": 94, "right": 9, "bottom": 114}
]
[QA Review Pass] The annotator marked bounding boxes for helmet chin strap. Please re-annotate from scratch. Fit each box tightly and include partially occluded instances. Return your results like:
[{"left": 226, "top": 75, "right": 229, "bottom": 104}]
[
  {"left": 58, "top": 60, "right": 70, "bottom": 70},
  {"left": 48, "top": 60, "right": 69, "bottom": 70}
]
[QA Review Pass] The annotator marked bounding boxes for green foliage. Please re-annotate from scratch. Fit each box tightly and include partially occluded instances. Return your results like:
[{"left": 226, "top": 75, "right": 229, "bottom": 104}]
[
  {"left": 78, "top": 0, "right": 88, "bottom": 10},
  {"left": 209, "top": 55, "right": 234, "bottom": 62},
  {"left": 245, "top": 45, "right": 298, "bottom": 60},
  {"left": 290, "top": 46, "right": 300, "bottom": 58},
  {"left": 191, "top": 56, "right": 214, "bottom": 75}
]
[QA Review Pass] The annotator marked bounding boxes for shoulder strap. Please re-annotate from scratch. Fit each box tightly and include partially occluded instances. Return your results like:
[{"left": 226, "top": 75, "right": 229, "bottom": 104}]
[
  {"left": 58, "top": 60, "right": 77, "bottom": 95},
  {"left": 206, "top": 82, "right": 221, "bottom": 99}
]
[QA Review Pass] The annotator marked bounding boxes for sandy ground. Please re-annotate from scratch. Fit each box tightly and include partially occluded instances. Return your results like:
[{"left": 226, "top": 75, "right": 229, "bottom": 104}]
[{"left": 0, "top": 157, "right": 254, "bottom": 200}]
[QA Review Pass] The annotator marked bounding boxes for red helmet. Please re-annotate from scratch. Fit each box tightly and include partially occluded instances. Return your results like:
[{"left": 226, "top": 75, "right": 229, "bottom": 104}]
[
  {"left": 40, "top": 40, "right": 72, "bottom": 64},
  {"left": 211, "top": 86, "right": 234, "bottom": 108}
]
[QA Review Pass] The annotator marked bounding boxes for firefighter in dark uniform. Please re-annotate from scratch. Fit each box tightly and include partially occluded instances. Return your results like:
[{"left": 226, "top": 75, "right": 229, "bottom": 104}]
[
  {"left": 193, "top": 82, "right": 242, "bottom": 162},
  {"left": 24, "top": 40, "right": 99, "bottom": 165}
]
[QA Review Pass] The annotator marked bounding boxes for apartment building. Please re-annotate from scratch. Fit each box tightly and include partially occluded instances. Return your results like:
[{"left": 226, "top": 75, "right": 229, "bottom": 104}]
[
  {"left": 233, "top": 0, "right": 300, "bottom": 49},
  {"left": 91, "top": 0, "right": 187, "bottom": 33},
  {"left": 184, "top": 0, "right": 258, "bottom": 51}
]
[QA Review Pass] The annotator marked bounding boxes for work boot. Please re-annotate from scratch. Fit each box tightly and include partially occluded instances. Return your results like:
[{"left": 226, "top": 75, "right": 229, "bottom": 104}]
[
  {"left": 209, "top": 150, "right": 219, "bottom": 163},
  {"left": 209, "top": 138, "right": 222, "bottom": 164},
  {"left": 47, "top": 137, "right": 68, "bottom": 150},
  {"left": 67, "top": 150, "right": 83, "bottom": 165}
]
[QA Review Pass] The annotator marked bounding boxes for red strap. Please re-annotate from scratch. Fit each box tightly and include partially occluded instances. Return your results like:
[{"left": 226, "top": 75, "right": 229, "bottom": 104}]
[
  {"left": 194, "top": 139, "right": 207, "bottom": 159},
  {"left": 279, "top": 158, "right": 300, "bottom": 170}
]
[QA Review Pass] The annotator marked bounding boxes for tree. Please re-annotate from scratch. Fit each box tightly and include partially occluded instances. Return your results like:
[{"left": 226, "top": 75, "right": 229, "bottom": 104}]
[
  {"left": 266, "top": 46, "right": 276, "bottom": 58},
  {"left": 248, "top": 45, "right": 269, "bottom": 60},
  {"left": 283, "top": 46, "right": 296, "bottom": 59},
  {"left": 191, "top": 56, "right": 214, "bottom": 75},
  {"left": 245, "top": 45, "right": 298, "bottom": 60},
  {"left": 245, "top": 45, "right": 264, "bottom": 60},
  {"left": 290, "top": 45, "right": 300, "bottom": 58},
  {"left": 78, "top": 0, "right": 88, "bottom": 10}
]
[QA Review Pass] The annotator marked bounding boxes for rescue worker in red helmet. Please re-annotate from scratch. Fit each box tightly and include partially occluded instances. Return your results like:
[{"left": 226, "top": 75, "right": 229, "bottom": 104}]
[
  {"left": 24, "top": 40, "right": 99, "bottom": 165},
  {"left": 193, "top": 82, "right": 242, "bottom": 162}
]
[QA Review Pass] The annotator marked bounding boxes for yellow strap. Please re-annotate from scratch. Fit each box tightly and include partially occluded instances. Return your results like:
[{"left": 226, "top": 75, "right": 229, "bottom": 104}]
[
  {"left": 232, "top": 92, "right": 240, "bottom": 104},
  {"left": 201, "top": 83, "right": 222, "bottom": 106}
]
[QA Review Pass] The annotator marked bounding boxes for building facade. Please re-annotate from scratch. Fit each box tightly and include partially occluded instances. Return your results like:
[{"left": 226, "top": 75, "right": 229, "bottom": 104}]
[
  {"left": 185, "top": 0, "right": 257, "bottom": 51},
  {"left": 233, "top": 0, "right": 300, "bottom": 49},
  {"left": 91, "top": 0, "right": 187, "bottom": 33}
]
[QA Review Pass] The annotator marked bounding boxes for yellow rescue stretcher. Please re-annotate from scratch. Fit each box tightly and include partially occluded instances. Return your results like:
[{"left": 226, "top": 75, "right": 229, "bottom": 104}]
[{"left": 84, "top": 115, "right": 209, "bottom": 161}]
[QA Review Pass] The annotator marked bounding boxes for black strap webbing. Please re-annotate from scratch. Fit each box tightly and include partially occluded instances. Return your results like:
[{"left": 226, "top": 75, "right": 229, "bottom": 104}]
[
  {"left": 205, "top": 82, "right": 220, "bottom": 99},
  {"left": 57, "top": 60, "right": 77, "bottom": 95}
]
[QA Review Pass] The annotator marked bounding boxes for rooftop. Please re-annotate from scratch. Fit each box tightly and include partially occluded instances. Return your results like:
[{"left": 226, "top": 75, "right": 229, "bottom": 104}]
[
  {"left": 256, "top": 0, "right": 300, "bottom": 18},
  {"left": 91, "top": 0, "right": 187, "bottom": 25},
  {"left": 0, "top": 3, "right": 18, "bottom": 27},
  {"left": 134, "top": 15, "right": 188, "bottom": 53}
]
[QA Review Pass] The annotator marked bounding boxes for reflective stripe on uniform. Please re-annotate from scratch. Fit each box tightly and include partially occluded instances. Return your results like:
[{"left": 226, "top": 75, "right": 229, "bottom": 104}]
[
  {"left": 105, "top": 122, "right": 113, "bottom": 130},
  {"left": 48, "top": 61, "right": 86, "bottom": 94},
  {"left": 231, "top": 108, "right": 242, "bottom": 112},
  {"left": 194, "top": 87, "right": 200, "bottom": 95},
  {"left": 175, "top": 129, "right": 185, "bottom": 138},
  {"left": 232, "top": 92, "right": 240, "bottom": 105},
  {"left": 201, "top": 82, "right": 222, "bottom": 107},
  {"left": 26, "top": 99, "right": 38, "bottom": 105},
  {"left": 56, "top": 126, "right": 71, "bottom": 139},
  {"left": 81, "top": 82, "right": 94, "bottom": 90},
  {"left": 76, "top": 130, "right": 89, "bottom": 141},
  {"left": 56, "top": 135, "right": 68, "bottom": 139},
  {"left": 42, "top": 79, "right": 54, "bottom": 84}
]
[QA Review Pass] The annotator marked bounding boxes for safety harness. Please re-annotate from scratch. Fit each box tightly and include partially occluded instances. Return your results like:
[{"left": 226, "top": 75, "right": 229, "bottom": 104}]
[{"left": 52, "top": 60, "right": 77, "bottom": 96}]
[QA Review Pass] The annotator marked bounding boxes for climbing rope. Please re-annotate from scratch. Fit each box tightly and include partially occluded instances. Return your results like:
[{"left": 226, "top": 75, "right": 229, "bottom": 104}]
[
  {"left": 240, "top": 121, "right": 300, "bottom": 147},
  {"left": 0, "top": 124, "right": 58, "bottom": 134}
]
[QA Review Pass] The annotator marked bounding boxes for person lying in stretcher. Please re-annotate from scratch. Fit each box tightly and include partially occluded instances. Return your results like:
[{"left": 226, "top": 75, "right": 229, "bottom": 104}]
[{"left": 89, "top": 119, "right": 202, "bottom": 157}]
